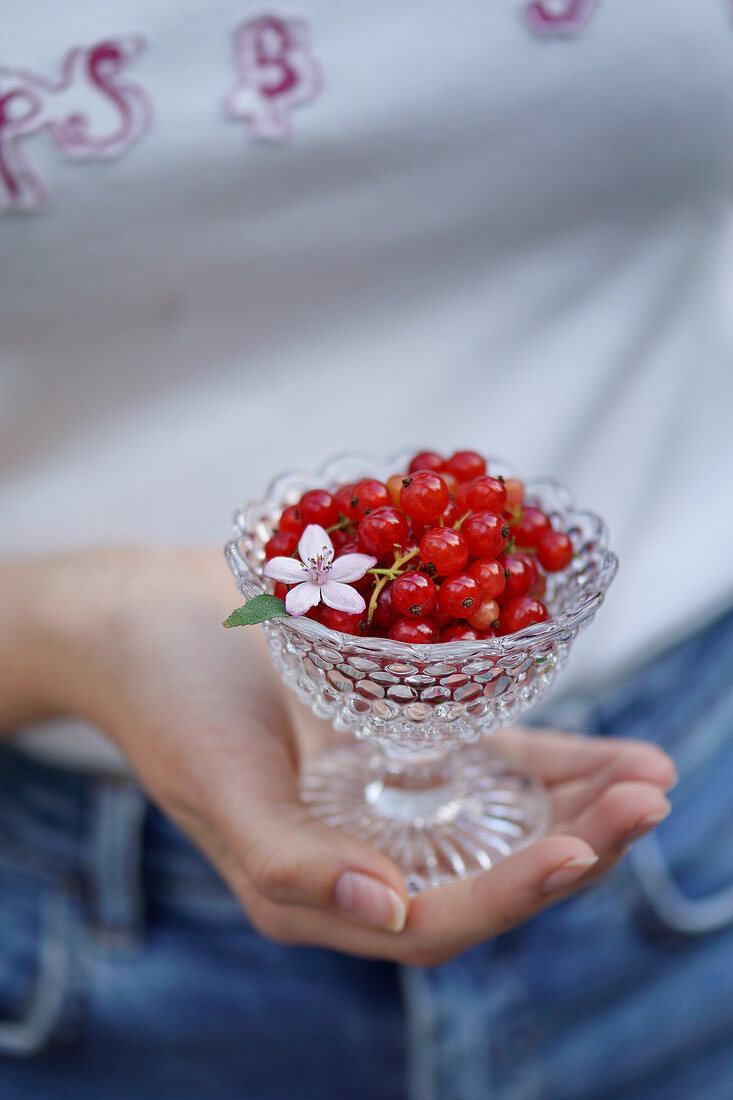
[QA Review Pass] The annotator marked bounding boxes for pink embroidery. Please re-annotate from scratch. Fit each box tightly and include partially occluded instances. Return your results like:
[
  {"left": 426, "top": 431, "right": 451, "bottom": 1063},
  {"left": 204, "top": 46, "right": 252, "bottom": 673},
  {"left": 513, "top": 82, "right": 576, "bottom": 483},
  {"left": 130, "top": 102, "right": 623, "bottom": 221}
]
[
  {"left": 0, "top": 37, "right": 151, "bottom": 213},
  {"left": 523, "top": 0, "right": 599, "bottom": 35},
  {"left": 226, "top": 15, "right": 322, "bottom": 142}
]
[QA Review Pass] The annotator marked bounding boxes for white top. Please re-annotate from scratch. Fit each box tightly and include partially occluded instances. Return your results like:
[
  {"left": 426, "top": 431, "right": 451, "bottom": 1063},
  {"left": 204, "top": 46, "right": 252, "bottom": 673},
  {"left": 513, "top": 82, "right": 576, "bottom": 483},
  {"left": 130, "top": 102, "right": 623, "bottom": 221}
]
[{"left": 2, "top": 0, "right": 733, "bottom": 768}]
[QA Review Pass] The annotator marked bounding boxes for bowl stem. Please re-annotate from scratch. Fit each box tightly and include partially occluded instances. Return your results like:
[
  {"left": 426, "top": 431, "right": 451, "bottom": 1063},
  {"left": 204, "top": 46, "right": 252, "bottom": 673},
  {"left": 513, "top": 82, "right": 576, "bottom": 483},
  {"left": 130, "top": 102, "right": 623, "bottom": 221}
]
[{"left": 301, "top": 736, "right": 551, "bottom": 894}]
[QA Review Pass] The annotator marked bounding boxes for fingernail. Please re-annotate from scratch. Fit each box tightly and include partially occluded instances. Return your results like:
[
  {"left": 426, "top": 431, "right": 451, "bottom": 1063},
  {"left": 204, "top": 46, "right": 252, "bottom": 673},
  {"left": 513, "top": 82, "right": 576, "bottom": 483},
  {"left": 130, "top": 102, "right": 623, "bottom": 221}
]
[
  {"left": 624, "top": 805, "right": 671, "bottom": 844},
  {"left": 541, "top": 855, "right": 599, "bottom": 896},
  {"left": 334, "top": 871, "right": 407, "bottom": 933}
]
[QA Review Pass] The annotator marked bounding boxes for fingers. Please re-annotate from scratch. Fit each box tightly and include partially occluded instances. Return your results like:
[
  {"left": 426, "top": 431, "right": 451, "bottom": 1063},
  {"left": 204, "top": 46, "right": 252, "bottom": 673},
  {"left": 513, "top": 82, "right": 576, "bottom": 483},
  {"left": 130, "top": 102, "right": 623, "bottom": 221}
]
[
  {"left": 215, "top": 832, "right": 600, "bottom": 965},
  {"left": 558, "top": 779, "right": 671, "bottom": 861},
  {"left": 212, "top": 775, "right": 670, "bottom": 966},
  {"left": 494, "top": 727, "right": 677, "bottom": 790},
  {"left": 549, "top": 745, "right": 677, "bottom": 823},
  {"left": 399, "top": 834, "right": 599, "bottom": 964},
  {"left": 197, "top": 777, "right": 670, "bottom": 967}
]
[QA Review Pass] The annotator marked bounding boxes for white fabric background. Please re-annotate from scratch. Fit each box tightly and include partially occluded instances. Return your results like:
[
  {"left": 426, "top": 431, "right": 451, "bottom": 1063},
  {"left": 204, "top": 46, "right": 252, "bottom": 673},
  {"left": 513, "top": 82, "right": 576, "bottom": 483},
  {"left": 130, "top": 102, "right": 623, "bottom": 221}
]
[{"left": 1, "top": 0, "right": 732, "bottom": 765}]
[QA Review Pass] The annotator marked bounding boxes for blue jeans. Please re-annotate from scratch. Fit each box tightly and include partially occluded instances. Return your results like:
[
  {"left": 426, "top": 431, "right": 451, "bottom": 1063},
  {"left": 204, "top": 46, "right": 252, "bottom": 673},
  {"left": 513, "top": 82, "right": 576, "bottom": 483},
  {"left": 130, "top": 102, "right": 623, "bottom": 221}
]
[{"left": 1, "top": 612, "right": 732, "bottom": 1099}]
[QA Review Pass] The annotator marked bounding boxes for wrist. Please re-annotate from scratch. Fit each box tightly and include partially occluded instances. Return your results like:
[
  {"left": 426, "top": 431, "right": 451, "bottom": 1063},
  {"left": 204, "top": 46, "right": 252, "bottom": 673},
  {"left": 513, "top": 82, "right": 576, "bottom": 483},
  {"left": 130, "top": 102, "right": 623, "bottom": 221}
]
[
  {"left": 0, "top": 547, "right": 156, "bottom": 731},
  {"left": 0, "top": 543, "right": 245, "bottom": 739},
  {"left": 0, "top": 556, "right": 69, "bottom": 730}
]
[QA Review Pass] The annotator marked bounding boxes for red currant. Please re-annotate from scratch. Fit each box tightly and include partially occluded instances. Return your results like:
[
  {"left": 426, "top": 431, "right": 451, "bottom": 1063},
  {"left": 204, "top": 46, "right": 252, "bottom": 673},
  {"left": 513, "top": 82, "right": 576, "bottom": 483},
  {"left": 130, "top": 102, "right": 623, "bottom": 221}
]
[
  {"left": 466, "top": 476, "right": 507, "bottom": 514},
  {"left": 399, "top": 471, "right": 451, "bottom": 523},
  {"left": 438, "top": 574, "right": 483, "bottom": 619},
  {"left": 498, "top": 597, "right": 549, "bottom": 635},
  {"left": 419, "top": 528, "right": 469, "bottom": 576},
  {"left": 515, "top": 552, "right": 539, "bottom": 587},
  {"left": 350, "top": 479, "right": 391, "bottom": 520},
  {"left": 498, "top": 554, "right": 534, "bottom": 602},
  {"left": 462, "top": 512, "right": 510, "bottom": 558},
  {"left": 537, "top": 530, "right": 574, "bottom": 572},
  {"left": 445, "top": 450, "right": 486, "bottom": 482},
  {"left": 441, "top": 471, "right": 459, "bottom": 495},
  {"left": 330, "top": 528, "right": 353, "bottom": 553},
  {"left": 386, "top": 474, "right": 404, "bottom": 506},
  {"left": 319, "top": 606, "right": 368, "bottom": 636},
  {"left": 431, "top": 602, "right": 455, "bottom": 629},
  {"left": 503, "top": 478, "right": 525, "bottom": 509},
  {"left": 531, "top": 570, "right": 548, "bottom": 598},
  {"left": 279, "top": 505, "right": 303, "bottom": 536},
  {"left": 358, "top": 507, "right": 409, "bottom": 559},
  {"left": 452, "top": 480, "right": 472, "bottom": 514},
  {"left": 512, "top": 506, "right": 551, "bottom": 548},
  {"left": 333, "top": 484, "right": 356, "bottom": 521},
  {"left": 273, "top": 582, "right": 289, "bottom": 601},
  {"left": 441, "top": 499, "right": 461, "bottom": 526},
  {"left": 408, "top": 451, "right": 445, "bottom": 474},
  {"left": 468, "top": 558, "right": 506, "bottom": 600},
  {"left": 298, "top": 489, "right": 338, "bottom": 528},
  {"left": 264, "top": 531, "right": 299, "bottom": 560},
  {"left": 391, "top": 572, "right": 438, "bottom": 617},
  {"left": 371, "top": 582, "right": 399, "bottom": 630},
  {"left": 440, "top": 624, "right": 478, "bottom": 642},
  {"left": 467, "top": 599, "right": 500, "bottom": 630},
  {"left": 409, "top": 521, "right": 431, "bottom": 543},
  {"left": 388, "top": 617, "right": 440, "bottom": 643}
]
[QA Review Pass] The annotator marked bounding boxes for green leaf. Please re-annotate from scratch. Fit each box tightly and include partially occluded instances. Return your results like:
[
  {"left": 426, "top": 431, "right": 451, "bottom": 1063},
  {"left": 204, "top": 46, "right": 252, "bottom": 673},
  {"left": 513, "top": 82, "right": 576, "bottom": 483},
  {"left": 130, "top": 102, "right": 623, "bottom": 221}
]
[{"left": 222, "top": 594, "right": 288, "bottom": 628}]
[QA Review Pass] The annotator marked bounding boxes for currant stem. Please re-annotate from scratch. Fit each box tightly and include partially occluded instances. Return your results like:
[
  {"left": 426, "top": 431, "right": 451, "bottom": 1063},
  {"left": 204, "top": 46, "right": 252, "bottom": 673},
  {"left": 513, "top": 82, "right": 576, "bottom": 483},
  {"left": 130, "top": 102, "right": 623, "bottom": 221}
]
[
  {"left": 326, "top": 517, "right": 354, "bottom": 534},
  {"left": 366, "top": 547, "right": 421, "bottom": 623},
  {"left": 394, "top": 547, "right": 419, "bottom": 570},
  {"left": 367, "top": 574, "right": 390, "bottom": 624}
]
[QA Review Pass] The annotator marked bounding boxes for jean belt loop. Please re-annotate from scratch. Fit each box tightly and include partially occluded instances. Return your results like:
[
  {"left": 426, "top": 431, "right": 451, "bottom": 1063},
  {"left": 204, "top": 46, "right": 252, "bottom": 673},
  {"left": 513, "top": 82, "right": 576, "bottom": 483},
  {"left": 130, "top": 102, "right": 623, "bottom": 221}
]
[{"left": 87, "top": 777, "right": 147, "bottom": 948}]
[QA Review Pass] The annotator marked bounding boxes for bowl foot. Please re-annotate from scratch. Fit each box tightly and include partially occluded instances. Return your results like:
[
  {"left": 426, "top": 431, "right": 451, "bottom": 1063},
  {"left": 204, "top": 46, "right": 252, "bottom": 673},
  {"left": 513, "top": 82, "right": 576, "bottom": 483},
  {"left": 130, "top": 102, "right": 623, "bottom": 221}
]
[{"left": 300, "top": 741, "right": 551, "bottom": 895}]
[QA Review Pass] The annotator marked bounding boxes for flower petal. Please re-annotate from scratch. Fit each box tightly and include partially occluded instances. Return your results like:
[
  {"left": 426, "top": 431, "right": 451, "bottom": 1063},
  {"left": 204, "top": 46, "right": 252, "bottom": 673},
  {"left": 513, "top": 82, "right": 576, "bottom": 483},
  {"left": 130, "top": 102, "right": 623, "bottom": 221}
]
[
  {"left": 328, "top": 553, "right": 377, "bottom": 583},
  {"left": 298, "top": 524, "right": 333, "bottom": 566},
  {"left": 320, "top": 581, "right": 367, "bottom": 614},
  {"left": 285, "top": 581, "right": 321, "bottom": 617},
  {"left": 263, "top": 557, "right": 307, "bottom": 584}
]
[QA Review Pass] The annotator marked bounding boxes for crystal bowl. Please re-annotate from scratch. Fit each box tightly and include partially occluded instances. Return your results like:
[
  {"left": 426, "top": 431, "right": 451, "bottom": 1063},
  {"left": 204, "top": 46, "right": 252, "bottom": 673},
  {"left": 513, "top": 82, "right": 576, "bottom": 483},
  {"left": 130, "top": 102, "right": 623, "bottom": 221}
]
[{"left": 225, "top": 451, "right": 617, "bottom": 893}]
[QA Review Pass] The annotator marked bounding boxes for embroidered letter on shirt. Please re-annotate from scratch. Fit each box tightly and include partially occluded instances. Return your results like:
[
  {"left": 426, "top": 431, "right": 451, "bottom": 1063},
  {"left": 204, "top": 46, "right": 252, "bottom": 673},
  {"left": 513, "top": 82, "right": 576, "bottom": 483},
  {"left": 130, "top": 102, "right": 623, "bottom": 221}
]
[
  {"left": 523, "top": 0, "right": 599, "bottom": 35},
  {"left": 225, "top": 15, "right": 322, "bottom": 142},
  {"left": 0, "top": 38, "right": 151, "bottom": 213}
]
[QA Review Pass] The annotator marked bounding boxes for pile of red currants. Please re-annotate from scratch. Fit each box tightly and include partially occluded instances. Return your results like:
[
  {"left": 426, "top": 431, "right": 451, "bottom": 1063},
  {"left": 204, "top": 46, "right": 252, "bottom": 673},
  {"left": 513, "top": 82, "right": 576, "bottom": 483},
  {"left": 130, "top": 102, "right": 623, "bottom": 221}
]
[{"left": 264, "top": 449, "right": 576, "bottom": 642}]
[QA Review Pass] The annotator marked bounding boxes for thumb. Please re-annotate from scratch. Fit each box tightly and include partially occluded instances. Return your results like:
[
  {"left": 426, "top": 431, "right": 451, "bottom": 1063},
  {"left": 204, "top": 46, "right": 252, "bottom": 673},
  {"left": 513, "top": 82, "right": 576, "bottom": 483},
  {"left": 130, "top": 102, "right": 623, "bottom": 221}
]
[{"left": 208, "top": 778, "right": 410, "bottom": 933}]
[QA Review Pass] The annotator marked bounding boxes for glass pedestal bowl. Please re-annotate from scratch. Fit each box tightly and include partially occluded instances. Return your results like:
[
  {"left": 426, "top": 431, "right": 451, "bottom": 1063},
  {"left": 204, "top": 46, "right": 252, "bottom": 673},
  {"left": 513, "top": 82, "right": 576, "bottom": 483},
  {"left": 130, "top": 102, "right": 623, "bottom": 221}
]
[{"left": 225, "top": 452, "right": 617, "bottom": 895}]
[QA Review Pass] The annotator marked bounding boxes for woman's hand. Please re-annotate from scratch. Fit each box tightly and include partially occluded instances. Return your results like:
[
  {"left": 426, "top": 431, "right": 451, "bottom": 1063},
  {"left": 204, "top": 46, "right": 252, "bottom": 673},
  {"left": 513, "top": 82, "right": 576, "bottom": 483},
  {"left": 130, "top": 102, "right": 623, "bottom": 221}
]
[{"left": 10, "top": 547, "right": 676, "bottom": 967}]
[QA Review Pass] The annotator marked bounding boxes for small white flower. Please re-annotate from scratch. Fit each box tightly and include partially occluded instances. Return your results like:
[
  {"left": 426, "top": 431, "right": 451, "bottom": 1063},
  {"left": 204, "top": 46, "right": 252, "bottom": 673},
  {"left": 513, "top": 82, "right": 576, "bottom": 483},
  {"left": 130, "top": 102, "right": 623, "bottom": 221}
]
[{"left": 263, "top": 524, "right": 377, "bottom": 618}]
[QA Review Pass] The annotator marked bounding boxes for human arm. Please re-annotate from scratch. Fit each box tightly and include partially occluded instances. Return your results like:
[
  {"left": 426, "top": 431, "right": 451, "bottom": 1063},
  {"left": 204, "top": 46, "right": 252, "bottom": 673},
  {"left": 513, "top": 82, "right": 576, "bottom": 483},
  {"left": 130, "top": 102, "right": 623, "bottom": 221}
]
[{"left": 0, "top": 547, "right": 676, "bottom": 965}]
